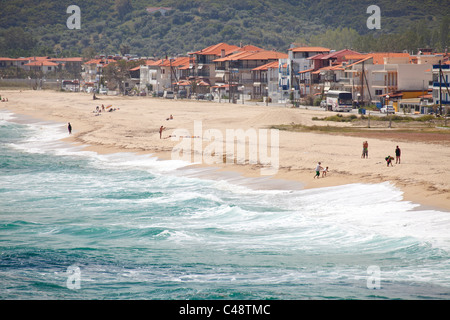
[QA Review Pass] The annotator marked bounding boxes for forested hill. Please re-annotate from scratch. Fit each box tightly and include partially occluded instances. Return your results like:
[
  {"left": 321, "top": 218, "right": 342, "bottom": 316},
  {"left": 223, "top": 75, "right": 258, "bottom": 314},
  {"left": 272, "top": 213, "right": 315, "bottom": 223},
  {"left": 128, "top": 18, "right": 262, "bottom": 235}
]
[{"left": 0, "top": 0, "right": 448, "bottom": 58}]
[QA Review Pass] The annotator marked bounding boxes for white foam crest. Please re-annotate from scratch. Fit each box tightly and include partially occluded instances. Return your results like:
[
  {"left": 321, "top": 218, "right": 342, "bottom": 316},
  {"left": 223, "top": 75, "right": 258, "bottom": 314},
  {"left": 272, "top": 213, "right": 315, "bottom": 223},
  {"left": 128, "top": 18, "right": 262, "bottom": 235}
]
[
  {"left": 210, "top": 179, "right": 290, "bottom": 196},
  {"left": 88, "top": 152, "right": 191, "bottom": 175},
  {"left": 0, "top": 110, "right": 17, "bottom": 123},
  {"left": 280, "top": 182, "right": 450, "bottom": 250}
]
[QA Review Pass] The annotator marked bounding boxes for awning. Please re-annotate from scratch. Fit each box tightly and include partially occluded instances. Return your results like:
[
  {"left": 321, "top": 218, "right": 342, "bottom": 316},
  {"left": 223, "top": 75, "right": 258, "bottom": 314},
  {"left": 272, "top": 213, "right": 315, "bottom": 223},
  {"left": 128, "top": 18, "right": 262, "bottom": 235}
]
[{"left": 298, "top": 68, "right": 314, "bottom": 74}]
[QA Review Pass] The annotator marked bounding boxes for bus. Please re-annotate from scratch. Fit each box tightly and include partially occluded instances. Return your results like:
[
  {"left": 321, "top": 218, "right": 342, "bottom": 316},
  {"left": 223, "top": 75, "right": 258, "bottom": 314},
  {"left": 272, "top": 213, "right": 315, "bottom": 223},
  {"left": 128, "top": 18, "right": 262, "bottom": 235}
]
[{"left": 326, "top": 90, "right": 353, "bottom": 112}]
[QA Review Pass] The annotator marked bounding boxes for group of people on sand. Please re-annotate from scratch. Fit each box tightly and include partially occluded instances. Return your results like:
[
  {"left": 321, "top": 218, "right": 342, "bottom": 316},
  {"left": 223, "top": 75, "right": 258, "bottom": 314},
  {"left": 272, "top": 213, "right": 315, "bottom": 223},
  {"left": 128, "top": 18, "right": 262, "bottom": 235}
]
[
  {"left": 160, "top": 115, "right": 174, "bottom": 138},
  {"left": 0, "top": 96, "right": 8, "bottom": 102},
  {"left": 360, "top": 141, "right": 401, "bottom": 166},
  {"left": 314, "top": 142, "right": 402, "bottom": 179},
  {"left": 93, "top": 104, "right": 118, "bottom": 115}
]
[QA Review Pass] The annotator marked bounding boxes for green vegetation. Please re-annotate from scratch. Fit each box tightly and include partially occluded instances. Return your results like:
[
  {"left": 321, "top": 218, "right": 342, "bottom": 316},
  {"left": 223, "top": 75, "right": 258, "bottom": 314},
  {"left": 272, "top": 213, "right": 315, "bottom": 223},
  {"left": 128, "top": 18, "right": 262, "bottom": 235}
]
[
  {"left": 271, "top": 123, "right": 450, "bottom": 135},
  {"left": 312, "top": 114, "right": 440, "bottom": 123},
  {"left": 0, "top": 0, "right": 448, "bottom": 58}
]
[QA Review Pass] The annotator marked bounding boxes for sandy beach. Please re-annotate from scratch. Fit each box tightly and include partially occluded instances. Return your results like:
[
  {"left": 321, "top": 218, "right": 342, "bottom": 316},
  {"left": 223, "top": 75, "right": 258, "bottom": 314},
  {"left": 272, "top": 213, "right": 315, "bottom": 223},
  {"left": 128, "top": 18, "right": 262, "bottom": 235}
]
[{"left": 1, "top": 89, "right": 449, "bottom": 211}]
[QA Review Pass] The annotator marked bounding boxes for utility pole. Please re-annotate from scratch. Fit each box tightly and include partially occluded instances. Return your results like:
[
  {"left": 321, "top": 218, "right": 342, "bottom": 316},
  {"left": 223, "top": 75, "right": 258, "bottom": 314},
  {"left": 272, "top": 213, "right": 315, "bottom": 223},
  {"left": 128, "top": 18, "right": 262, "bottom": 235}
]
[
  {"left": 360, "top": 61, "right": 365, "bottom": 106},
  {"left": 439, "top": 61, "right": 442, "bottom": 116}
]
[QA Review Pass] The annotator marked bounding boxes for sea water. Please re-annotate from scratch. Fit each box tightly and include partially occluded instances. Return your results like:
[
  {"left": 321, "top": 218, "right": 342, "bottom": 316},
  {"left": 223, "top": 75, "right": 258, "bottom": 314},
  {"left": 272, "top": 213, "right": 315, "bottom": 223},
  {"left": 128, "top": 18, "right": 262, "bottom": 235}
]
[{"left": 1, "top": 110, "right": 449, "bottom": 300}]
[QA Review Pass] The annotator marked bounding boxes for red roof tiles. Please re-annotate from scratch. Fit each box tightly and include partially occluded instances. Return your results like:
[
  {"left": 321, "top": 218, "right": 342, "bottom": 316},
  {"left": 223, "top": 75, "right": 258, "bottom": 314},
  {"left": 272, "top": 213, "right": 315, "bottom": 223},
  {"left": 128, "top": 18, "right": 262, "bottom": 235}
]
[
  {"left": 289, "top": 46, "right": 330, "bottom": 53},
  {"left": 191, "top": 43, "right": 241, "bottom": 57}
]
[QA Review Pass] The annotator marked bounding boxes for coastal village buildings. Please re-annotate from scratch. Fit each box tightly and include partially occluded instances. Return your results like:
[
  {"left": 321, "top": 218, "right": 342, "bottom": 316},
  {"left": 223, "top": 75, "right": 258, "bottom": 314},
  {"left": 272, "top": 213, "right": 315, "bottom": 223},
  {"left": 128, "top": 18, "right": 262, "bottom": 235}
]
[
  {"left": 1, "top": 41, "right": 449, "bottom": 114},
  {"left": 0, "top": 56, "right": 82, "bottom": 75},
  {"left": 213, "top": 49, "right": 288, "bottom": 99}
]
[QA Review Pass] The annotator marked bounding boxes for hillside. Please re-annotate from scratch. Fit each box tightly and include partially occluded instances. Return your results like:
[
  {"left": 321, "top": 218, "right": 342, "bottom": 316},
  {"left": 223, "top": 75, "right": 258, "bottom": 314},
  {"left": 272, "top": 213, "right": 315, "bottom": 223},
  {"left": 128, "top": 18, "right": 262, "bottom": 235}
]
[{"left": 0, "top": 0, "right": 448, "bottom": 58}]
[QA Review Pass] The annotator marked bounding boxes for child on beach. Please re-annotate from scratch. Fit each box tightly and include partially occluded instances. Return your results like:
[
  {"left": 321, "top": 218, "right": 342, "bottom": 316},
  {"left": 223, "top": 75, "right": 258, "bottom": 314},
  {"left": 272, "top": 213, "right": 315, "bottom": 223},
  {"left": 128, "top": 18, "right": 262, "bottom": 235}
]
[
  {"left": 322, "top": 166, "right": 329, "bottom": 178},
  {"left": 314, "top": 162, "right": 323, "bottom": 179},
  {"left": 385, "top": 155, "right": 394, "bottom": 167}
]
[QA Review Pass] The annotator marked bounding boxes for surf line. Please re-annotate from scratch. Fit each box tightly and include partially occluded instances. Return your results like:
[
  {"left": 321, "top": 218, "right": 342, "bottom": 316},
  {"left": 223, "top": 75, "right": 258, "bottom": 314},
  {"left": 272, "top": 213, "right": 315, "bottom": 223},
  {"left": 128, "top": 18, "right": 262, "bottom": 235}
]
[{"left": 170, "top": 120, "right": 279, "bottom": 176}]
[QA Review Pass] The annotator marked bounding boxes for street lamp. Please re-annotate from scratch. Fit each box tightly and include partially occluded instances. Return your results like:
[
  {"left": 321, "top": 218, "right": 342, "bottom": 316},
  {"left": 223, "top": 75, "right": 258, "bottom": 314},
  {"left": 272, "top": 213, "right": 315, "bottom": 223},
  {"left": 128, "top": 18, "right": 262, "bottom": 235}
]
[
  {"left": 265, "top": 86, "right": 269, "bottom": 106},
  {"left": 386, "top": 94, "right": 392, "bottom": 128},
  {"left": 291, "top": 87, "right": 295, "bottom": 107}
]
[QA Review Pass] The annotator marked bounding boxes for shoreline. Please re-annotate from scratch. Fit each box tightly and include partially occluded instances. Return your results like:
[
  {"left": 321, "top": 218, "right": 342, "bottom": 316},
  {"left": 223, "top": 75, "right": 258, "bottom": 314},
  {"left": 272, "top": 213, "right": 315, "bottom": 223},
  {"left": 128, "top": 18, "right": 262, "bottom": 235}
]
[{"left": 1, "top": 89, "right": 449, "bottom": 212}]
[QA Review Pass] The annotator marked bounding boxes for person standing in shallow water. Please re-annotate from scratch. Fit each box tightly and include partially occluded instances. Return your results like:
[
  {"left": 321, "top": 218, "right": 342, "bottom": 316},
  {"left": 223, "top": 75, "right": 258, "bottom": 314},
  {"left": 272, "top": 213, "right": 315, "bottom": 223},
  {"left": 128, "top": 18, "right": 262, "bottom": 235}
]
[{"left": 68, "top": 122, "right": 72, "bottom": 134}]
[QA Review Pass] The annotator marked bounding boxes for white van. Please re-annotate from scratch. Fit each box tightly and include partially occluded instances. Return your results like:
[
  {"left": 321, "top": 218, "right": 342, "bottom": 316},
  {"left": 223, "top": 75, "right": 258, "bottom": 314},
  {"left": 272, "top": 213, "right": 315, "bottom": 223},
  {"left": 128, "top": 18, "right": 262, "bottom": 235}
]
[{"left": 163, "top": 90, "right": 174, "bottom": 99}]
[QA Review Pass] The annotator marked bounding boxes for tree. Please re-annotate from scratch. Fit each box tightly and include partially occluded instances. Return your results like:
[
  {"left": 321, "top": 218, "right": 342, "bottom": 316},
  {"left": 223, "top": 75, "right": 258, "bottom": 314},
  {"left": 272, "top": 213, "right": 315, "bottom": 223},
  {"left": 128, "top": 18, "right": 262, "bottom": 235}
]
[
  {"left": 0, "top": 27, "right": 37, "bottom": 57},
  {"left": 120, "top": 43, "right": 131, "bottom": 55},
  {"left": 103, "top": 59, "right": 144, "bottom": 92},
  {"left": 115, "top": 0, "right": 133, "bottom": 20},
  {"left": 82, "top": 47, "right": 96, "bottom": 60},
  {"left": 440, "top": 16, "right": 449, "bottom": 50}
]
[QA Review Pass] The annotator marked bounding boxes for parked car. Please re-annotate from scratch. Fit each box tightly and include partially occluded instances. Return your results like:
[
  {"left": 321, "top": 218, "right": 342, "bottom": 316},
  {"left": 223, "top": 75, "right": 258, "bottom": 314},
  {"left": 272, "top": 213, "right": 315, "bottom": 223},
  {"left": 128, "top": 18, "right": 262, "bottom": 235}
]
[
  {"left": 320, "top": 100, "right": 327, "bottom": 108},
  {"left": 163, "top": 90, "right": 174, "bottom": 99},
  {"left": 178, "top": 90, "right": 187, "bottom": 98},
  {"left": 99, "top": 87, "right": 108, "bottom": 95},
  {"left": 204, "top": 93, "right": 214, "bottom": 101},
  {"left": 380, "top": 105, "right": 395, "bottom": 114}
]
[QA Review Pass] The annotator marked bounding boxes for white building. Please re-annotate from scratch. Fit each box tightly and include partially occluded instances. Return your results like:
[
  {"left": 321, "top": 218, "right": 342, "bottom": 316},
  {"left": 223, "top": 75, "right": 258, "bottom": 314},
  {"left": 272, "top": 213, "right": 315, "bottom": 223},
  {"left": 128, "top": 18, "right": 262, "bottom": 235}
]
[
  {"left": 284, "top": 46, "right": 331, "bottom": 99},
  {"left": 431, "top": 62, "right": 450, "bottom": 110}
]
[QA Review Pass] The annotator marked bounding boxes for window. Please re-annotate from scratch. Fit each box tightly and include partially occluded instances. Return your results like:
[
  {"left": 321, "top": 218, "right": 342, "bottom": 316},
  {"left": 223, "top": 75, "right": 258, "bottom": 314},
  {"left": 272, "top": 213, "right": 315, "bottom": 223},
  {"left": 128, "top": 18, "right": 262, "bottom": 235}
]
[{"left": 375, "top": 89, "right": 383, "bottom": 95}]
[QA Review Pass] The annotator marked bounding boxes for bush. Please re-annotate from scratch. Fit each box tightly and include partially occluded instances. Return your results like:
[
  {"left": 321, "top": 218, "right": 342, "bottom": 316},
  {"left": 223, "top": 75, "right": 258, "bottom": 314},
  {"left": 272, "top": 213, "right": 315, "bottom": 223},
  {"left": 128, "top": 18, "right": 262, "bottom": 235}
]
[{"left": 415, "top": 115, "right": 435, "bottom": 122}]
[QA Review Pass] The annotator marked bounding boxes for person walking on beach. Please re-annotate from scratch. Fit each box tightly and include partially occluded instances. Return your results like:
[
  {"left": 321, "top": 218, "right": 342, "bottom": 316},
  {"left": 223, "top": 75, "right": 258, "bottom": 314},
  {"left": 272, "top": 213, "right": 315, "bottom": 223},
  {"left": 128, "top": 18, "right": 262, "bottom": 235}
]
[
  {"left": 159, "top": 125, "right": 165, "bottom": 139},
  {"left": 362, "top": 141, "right": 368, "bottom": 158},
  {"left": 68, "top": 122, "right": 72, "bottom": 134},
  {"left": 314, "top": 162, "right": 323, "bottom": 179},
  {"left": 395, "top": 146, "right": 401, "bottom": 164}
]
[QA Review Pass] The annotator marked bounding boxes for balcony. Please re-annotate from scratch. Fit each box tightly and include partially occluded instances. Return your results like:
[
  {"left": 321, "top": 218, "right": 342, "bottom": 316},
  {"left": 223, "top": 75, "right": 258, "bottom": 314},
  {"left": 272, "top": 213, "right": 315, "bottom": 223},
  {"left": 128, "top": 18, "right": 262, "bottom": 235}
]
[
  {"left": 338, "top": 78, "right": 351, "bottom": 84},
  {"left": 197, "top": 71, "right": 210, "bottom": 78},
  {"left": 241, "top": 79, "right": 255, "bottom": 84},
  {"left": 433, "top": 82, "right": 450, "bottom": 87}
]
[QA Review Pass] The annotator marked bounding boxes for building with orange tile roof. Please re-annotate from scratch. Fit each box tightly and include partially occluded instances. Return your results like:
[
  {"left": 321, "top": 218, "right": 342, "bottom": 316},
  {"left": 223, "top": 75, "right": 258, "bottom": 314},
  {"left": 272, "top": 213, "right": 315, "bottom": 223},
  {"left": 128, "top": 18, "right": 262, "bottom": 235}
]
[
  {"left": 188, "top": 42, "right": 243, "bottom": 86},
  {"left": 338, "top": 54, "right": 433, "bottom": 107},
  {"left": 212, "top": 50, "right": 288, "bottom": 99},
  {"left": 24, "top": 60, "right": 59, "bottom": 73},
  {"left": 250, "top": 61, "right": 280, "bottom": 101},
  {"left": 281, "top": 46, "right": 332, "bottom": 101}
]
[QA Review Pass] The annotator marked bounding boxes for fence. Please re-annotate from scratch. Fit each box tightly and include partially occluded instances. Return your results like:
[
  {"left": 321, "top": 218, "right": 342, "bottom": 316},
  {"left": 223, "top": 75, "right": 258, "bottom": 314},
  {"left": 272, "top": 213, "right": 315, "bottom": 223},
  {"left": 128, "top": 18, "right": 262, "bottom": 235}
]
[{"left": 0, "top": 79, "right": 61, "bottom": 90}]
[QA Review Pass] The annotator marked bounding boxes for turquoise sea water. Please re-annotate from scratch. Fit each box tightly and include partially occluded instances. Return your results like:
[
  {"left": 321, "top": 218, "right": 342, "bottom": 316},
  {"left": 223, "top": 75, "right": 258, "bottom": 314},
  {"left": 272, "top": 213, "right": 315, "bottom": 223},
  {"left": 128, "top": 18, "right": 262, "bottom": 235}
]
[{"left": 1, "top": 110, "right": 449, "bottom": 300}]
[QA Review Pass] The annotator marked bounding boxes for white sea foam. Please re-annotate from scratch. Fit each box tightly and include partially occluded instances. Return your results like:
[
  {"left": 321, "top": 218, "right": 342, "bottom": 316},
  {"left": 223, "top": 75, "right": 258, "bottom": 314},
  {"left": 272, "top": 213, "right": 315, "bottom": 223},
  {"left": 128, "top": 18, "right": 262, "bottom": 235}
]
[
  {"left": 0, "top": 110, "right": 17, "bottom": 123},
  {"left": 3, "top": 111, "right": 450, "bottom": 254}
]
